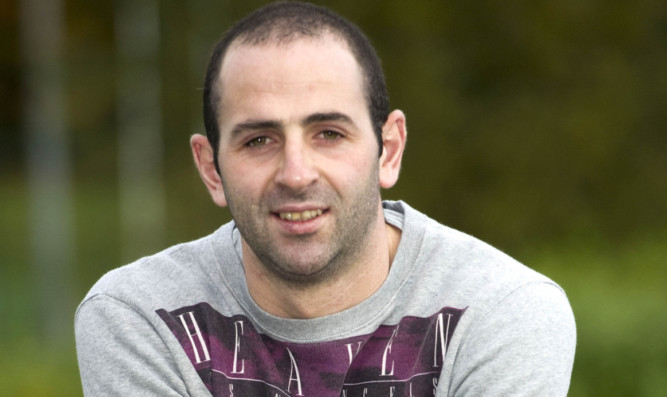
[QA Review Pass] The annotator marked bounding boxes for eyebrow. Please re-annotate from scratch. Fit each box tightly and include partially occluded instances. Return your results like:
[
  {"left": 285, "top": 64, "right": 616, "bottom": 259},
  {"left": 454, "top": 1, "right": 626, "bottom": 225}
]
[
  {"left": 230, "top": 120, "right": 282, "bottom": 137},
  {"left": 229, "top": 112, "right": 357, "bottom": 137},
  {"left": 302, "top": 112, "right": 356, "bottom": 127}
]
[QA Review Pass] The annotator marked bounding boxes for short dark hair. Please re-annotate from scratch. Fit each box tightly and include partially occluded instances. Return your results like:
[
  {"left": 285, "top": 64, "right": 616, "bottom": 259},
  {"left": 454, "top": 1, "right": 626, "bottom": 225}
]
[{"left": 203, "top": 1, "right": 389, "bottom": 173}]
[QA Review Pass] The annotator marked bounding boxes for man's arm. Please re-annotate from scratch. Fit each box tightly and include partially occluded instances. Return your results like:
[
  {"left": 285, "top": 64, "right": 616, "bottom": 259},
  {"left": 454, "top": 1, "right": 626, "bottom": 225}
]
[
  {"left": 75, "top": 294, "right": 205, "bottom": 396},
  {"left": 447, "top": 282, "right": 576, "bottom": 396}
]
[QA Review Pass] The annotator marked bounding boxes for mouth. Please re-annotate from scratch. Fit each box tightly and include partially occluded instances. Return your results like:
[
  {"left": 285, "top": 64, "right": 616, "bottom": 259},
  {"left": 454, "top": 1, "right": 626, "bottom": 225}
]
[{"left": 277, "top": 209, "right": 324, "bottom": 221}]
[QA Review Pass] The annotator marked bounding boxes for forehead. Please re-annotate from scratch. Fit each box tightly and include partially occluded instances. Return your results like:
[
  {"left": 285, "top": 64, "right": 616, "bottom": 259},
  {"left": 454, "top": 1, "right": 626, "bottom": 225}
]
[
  {"left": 221, "top": 33, "right": 360, "bottom": 80},
  {"left": 216, "top": 35, "right": 367, "bottom": 124}
]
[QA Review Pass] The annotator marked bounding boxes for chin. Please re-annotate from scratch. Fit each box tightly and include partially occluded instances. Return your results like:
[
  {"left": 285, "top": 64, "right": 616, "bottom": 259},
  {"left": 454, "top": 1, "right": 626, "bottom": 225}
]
[{"left": 269, "top": 258, "right": 341, "bottom": 286}]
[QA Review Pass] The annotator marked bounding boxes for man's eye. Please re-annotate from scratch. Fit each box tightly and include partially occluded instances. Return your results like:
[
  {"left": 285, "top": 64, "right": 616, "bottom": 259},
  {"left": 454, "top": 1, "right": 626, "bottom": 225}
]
[
  {"left": 321, "top": 130, "right": 342, "bottom": 140},
  {"left": 247, "top": 136, "right": 268, "bottom": 147}
]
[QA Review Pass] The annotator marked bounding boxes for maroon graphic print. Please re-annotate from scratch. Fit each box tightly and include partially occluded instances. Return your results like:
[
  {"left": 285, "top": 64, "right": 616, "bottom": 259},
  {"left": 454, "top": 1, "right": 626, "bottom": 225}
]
[{"left": 156, "top": 303, "right": 465, "bottom": 396}]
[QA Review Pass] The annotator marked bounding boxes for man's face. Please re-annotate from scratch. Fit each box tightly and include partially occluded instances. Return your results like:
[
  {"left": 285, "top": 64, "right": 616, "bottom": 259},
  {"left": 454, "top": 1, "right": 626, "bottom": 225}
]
[{"left": 215, "top": 35, "right": 383, "bottom": 284}]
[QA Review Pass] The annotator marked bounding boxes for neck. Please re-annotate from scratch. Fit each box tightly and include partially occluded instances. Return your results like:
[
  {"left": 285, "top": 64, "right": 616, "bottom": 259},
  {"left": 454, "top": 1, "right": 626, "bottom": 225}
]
[{"left": 243, "top": 208, "right": 401, "bottom": 319}]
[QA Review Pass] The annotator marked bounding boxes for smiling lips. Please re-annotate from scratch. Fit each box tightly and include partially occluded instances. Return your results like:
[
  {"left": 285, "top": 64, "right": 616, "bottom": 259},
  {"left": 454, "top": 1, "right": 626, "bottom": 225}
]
[{"left": 278, "top": 209, "right": 324, "bottom": 221}]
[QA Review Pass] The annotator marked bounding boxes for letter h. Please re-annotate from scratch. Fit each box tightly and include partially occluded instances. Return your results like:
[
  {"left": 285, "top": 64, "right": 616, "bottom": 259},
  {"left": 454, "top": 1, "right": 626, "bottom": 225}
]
[{"left": 178, "top": 311, "right": 211, "bottom": 363}]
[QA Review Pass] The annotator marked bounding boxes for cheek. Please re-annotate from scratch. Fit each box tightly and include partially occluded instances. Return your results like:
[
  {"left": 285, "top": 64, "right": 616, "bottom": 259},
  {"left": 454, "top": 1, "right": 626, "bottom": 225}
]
[
  {"left": 221, "top": 158, "right": 274, "bottom": 198},
  {"left": 322, "top": 151, "right": 378, "bottom": 189}
]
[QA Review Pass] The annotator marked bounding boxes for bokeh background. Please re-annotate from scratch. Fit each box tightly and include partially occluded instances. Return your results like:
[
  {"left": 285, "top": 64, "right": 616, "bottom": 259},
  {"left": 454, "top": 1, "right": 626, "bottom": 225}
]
[{"left": 2, "top": 0, "right": 666, "bottom": 395}]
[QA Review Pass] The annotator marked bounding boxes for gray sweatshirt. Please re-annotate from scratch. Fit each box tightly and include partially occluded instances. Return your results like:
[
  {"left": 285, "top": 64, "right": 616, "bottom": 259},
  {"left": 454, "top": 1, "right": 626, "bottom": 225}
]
[{"left": 75, "top": 201, "right": 576, "bottom": 396}]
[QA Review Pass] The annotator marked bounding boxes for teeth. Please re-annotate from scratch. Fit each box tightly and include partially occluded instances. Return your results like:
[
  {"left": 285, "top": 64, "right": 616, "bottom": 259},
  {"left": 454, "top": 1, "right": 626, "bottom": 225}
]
[{"left": 279, "top": 209, "right": 323, "bottom": 221}]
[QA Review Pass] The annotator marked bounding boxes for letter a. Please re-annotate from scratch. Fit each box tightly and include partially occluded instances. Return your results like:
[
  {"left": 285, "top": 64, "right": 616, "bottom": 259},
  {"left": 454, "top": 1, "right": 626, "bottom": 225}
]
[
  {"left": 286, "top": 348, "right": 303, "bottom": 396},
  {"left": 178, "top": 311, "right": 210, "bottom": 363}
]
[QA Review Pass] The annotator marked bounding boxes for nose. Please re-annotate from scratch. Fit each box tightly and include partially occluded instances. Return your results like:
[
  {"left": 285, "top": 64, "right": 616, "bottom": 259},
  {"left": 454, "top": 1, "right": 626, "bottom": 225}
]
[{"left": 273, "top": 137, "right": 319, "bottom": 191}]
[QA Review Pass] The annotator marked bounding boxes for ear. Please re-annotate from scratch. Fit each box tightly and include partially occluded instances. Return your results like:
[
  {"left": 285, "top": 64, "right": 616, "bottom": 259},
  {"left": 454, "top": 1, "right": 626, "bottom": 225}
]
[
  {"left": 378, "top": 109, "right": 407, "bottom": 189},
  {"left": 190, "top": 134, "right": 228, "bottom": 207}
]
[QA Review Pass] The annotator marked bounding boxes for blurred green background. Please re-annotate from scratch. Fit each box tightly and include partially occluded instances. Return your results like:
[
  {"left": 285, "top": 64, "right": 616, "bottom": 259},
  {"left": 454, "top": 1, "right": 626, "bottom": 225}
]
[{"left": 2, "top": 0, "right": 666, "bottom": 395}]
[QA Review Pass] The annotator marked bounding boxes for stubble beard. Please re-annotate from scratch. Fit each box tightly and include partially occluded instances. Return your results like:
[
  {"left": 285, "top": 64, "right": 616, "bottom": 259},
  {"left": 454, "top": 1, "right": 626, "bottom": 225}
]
[{"left": 225, "top": 168, "right": 382, "bottom": 288}]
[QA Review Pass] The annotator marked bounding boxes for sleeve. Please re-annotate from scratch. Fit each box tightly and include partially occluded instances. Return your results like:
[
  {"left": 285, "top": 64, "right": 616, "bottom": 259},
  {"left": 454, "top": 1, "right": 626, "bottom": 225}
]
[
  {"left": 447, "top": 282, "right": 576, "bottom": 397},
  {"left": 74, "top": 294, "right": 205, "bottom": 396}
]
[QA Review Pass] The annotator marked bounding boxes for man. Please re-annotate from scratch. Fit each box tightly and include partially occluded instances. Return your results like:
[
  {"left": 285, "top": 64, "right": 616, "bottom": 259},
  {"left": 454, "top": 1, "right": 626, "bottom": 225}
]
[{"left": 76, "top": 2, "right": 576, "bottom": 396}]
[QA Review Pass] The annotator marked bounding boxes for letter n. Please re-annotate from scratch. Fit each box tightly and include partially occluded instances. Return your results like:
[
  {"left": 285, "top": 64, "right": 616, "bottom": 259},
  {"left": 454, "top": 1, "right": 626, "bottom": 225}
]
[
  {"left": 178, "top": 311, "right": 210, "bottom": 363},
  {"left": 433, "top": 313, "right": 452, "bottom": 367}
]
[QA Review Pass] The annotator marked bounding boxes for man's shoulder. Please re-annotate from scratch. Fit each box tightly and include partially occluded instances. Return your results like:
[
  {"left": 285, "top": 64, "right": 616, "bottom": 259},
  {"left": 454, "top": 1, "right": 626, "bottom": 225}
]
[
  {"left": 396, "top": 201, "right": 562, "bottom": 303},
  {"left": 77, "top": 226, "right": 230, "bottom": 313},
  {"left": 431, "top": 218, "right": 554, "bottom": 289}
]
